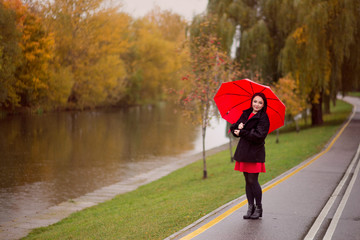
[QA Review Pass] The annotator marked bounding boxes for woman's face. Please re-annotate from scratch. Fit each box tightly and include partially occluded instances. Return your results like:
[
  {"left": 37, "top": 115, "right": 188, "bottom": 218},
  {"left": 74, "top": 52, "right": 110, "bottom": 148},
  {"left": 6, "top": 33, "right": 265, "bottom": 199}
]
[{"left": 252, "top": 96, "right": 264, "bottom": 113}]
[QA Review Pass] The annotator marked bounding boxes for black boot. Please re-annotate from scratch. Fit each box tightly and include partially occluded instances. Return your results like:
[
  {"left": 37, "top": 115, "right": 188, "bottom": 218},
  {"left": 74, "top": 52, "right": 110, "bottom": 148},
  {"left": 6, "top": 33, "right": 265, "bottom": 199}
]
[
  {"left": 250, "top": 204, "right": 262, "bottom": 219},
  {"left": 243, "top": 204, "right": 255, "bottom": 219}
]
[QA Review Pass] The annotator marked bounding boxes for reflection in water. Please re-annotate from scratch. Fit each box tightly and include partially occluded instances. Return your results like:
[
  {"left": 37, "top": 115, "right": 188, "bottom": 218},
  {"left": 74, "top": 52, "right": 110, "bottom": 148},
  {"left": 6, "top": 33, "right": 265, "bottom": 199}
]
[{"left": 0, "top": 103, "right": 229, "bottom": 224}]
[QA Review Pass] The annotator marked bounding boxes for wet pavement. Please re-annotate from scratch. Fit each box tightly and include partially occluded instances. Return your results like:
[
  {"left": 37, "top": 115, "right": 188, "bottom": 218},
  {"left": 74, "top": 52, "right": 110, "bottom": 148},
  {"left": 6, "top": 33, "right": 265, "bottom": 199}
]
[{"left": 167, "top": 96, "right": 360, "bottom": 240}]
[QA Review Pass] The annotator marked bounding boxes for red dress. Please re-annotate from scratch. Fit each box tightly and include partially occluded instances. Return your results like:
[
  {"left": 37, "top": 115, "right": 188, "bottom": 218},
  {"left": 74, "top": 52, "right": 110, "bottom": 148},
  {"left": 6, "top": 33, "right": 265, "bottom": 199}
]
[{"left": 234, "top": 112, "right": 266, "bottom": 173}]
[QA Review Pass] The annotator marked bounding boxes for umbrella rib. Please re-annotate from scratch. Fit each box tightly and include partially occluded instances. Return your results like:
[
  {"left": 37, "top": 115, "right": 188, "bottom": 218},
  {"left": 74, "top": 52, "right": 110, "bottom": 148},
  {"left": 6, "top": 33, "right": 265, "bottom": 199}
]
[
  {"left": 232, "top": 82, "right": 252, "bottom": 96},
  {"left": 267, "top": 105, "right": 284, "bottom": 123},
  {"left": 226, "top": 99, "right": 251, "bottom": 114},
  {"left": 244, "top": 81, "right": 267, "bottom": 96},
  {"left": 259, "top": 87, "right": 267, "bottom": 94},
  {"left": 250, "top": 81, "right": 254, "bottom": 95}
]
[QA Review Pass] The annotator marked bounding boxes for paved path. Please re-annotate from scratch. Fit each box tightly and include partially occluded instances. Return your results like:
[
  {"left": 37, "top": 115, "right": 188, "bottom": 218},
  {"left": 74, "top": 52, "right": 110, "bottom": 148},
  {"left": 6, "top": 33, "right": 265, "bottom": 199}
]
[
  {"left": 167, "top": 96, "right": 360, "bottom": 240},
  {"left": 0, "top": 145, "right": 230, "bottom": 240}
]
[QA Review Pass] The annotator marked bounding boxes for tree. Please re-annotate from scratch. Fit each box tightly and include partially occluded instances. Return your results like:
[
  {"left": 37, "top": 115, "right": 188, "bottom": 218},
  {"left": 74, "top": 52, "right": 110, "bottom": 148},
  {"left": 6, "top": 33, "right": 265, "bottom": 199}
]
[
  {"left": 125, "top": 17, "right": 184, "bottom": 104},
  {"left": 13, "top": 1, "right": 54, "bottom": 107},
  {"left": 120, "top": 9, "right": 188, "bottom": 105},
  {"left": 146, "top": 6, "right": 187, "bottom": 42},
  {"left": 175, "top": 15, "right": 237, "bottom": 179},
  {"left": 0, "top": 0, "right": 55, "bottom": 109},
  {"left": 207, "top": 0, "right": 297, "bottom": 83},
  {"left": 341, "top": 0, "right": 360, "bottom": 94},
  {"left": 42, "top": 0, "right": 130, "bottom": 108},
  {"left": 273, "top": 74, "right": 306, "bottom": 132},
  {"left": 280, "top": 0, "right": 357, "bottom": 125},
  {"left": 0, "top": 1, "right": 21, "bottom": 107}
]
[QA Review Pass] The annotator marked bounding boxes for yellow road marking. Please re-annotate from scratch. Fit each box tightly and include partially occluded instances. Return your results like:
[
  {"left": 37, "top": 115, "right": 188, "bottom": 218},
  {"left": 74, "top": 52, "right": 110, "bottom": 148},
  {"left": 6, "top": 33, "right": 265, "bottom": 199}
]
[{"left": 180, "top": 108, "right": 356, "bottom": 240}]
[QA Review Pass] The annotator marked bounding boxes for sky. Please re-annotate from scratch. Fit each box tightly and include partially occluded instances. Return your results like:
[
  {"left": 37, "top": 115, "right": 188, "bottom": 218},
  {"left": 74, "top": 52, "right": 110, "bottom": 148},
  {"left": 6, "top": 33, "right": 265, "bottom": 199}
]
[{"left": 119, "top": 0, "right": 208, "bottom": 21}]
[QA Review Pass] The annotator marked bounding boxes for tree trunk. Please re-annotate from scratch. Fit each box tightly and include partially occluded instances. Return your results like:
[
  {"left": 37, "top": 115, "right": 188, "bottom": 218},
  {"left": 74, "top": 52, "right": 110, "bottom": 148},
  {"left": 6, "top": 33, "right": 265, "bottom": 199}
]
[
  {"left": 202, "top": 125, "right": 207, "bottom": 179},
  {"left": 229, "top": 136, "right": 233, "bottom": 162},
  {"left": 323, "top": 93, "right": 331, "bottom": 114},
  {"left": 226, "top": 122, "right": 234, "bottom": 162},
  {"left": 332, "top": 93, "right": 337, "bottom": 107},
  {"left": 295, "top": 119, "right": 300, "bottom": 133},
  {"left": 311, "top": 101, "right": 323, "bottom": 126}
]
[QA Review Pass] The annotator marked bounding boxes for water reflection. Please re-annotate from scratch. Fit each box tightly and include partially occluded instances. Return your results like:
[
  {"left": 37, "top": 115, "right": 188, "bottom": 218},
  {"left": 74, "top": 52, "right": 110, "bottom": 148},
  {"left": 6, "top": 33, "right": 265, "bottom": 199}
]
[{"left": 0, "top": 103, "right": 229, "bottom": 224}]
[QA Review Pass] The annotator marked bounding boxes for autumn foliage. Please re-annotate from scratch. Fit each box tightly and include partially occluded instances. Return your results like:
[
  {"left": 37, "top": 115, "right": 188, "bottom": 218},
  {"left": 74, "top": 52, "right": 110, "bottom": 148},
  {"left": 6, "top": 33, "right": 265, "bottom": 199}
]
[
  {"left": 1, "top": 0, "right": 54, "bottom": 108},
  {"left": 0, "top": 0, "right": 188, "bottom": 110},
  {"left": 273, "top": 75, "right": 305, "bottom": 120}
]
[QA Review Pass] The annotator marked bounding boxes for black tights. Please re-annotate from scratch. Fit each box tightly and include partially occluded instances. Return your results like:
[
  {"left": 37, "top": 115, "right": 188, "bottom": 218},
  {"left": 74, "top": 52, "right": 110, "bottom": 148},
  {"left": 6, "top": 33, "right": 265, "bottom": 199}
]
[{"left": 243, "top": 172, "right": 262, "bottom": 205}]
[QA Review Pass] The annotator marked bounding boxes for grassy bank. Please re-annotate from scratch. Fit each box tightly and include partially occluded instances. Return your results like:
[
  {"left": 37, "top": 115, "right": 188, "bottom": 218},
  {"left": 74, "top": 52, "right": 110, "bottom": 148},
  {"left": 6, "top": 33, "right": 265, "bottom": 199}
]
[{"left": 24, "top": 100, "right": 353, "bottom": 240}]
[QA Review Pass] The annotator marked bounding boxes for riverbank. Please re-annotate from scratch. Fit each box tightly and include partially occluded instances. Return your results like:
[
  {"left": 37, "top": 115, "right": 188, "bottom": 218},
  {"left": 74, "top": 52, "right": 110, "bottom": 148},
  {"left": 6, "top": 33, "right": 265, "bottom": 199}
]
[
  {"left": 17, "top": 100, "right": 353, "bottom": 239},
  {"left": 0, "top": 144, "right": 230, "bottom": 240}
]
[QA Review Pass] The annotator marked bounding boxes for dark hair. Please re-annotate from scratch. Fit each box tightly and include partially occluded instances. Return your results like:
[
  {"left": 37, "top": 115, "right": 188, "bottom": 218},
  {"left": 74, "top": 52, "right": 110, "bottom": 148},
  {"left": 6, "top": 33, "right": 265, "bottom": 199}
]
[{"left": 251, "top": 92, "right": 267, "bottom": 113}]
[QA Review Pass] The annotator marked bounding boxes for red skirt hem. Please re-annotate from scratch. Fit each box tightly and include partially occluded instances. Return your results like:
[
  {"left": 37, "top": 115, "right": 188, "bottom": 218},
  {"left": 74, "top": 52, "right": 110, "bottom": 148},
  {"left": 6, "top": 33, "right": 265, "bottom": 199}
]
[{"left": 234, "top": 161, "right": 266, "bottom": 173}]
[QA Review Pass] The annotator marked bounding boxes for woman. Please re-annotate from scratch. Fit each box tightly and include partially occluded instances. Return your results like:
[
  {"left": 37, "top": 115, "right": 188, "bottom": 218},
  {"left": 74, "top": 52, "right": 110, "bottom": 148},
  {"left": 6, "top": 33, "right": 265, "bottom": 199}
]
[{"left": 230, "top": 92, "right": 270, "bottom": 220}]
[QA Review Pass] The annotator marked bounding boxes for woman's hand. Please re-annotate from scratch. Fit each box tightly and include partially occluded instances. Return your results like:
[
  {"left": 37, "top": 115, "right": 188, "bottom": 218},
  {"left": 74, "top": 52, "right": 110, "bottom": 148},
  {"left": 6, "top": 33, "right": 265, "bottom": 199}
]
[
  {"left": 238, "top": 123, "right": 244, "bottom": 130},
  {"left": 234, "top": 129, "right": 240, "bottom": 136}
]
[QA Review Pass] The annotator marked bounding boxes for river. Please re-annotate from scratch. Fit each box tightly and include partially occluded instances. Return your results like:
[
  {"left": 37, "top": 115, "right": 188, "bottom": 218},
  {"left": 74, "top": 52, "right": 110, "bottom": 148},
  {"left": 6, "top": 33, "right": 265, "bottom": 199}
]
[{"left": 0, "top": 103, "right": 229, "bottom": 226}]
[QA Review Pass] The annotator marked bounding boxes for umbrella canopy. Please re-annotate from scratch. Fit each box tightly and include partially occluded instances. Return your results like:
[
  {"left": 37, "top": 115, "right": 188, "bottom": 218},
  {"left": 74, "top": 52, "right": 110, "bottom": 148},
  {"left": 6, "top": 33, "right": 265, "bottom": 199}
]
[{"left": 214, "top": 79, "right": 286, "bottom": 134}]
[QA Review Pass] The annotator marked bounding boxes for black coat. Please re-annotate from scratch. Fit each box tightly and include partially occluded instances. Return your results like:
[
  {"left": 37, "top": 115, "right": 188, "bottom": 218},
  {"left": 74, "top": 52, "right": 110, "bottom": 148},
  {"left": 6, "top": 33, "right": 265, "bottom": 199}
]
[{"left": 230, "top": 108, "right": 270, "bottom": 163}]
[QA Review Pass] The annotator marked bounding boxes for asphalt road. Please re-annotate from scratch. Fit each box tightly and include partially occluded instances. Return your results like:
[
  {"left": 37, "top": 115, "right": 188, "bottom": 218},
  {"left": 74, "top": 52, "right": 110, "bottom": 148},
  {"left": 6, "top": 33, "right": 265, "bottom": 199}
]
[{"left": 167, "top": 96, "right": 360, "bottom": 240}]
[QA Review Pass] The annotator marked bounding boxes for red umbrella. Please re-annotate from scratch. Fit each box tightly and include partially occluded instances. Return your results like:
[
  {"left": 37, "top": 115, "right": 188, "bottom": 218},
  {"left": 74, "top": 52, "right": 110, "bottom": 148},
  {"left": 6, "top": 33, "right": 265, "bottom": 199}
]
[{"left": 214, "top": 78, "right": 286, "bottom": 134}]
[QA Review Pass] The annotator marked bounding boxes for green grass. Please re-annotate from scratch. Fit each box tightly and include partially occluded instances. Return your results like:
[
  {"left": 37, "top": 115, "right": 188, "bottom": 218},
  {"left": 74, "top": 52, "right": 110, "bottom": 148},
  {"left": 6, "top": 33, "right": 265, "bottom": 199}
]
[
  {"left": 348, "top": 91, "right": 360, "bottom": 98},
  {"left": 23, "top": 100, "right": 353, "bottom": 240}
]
